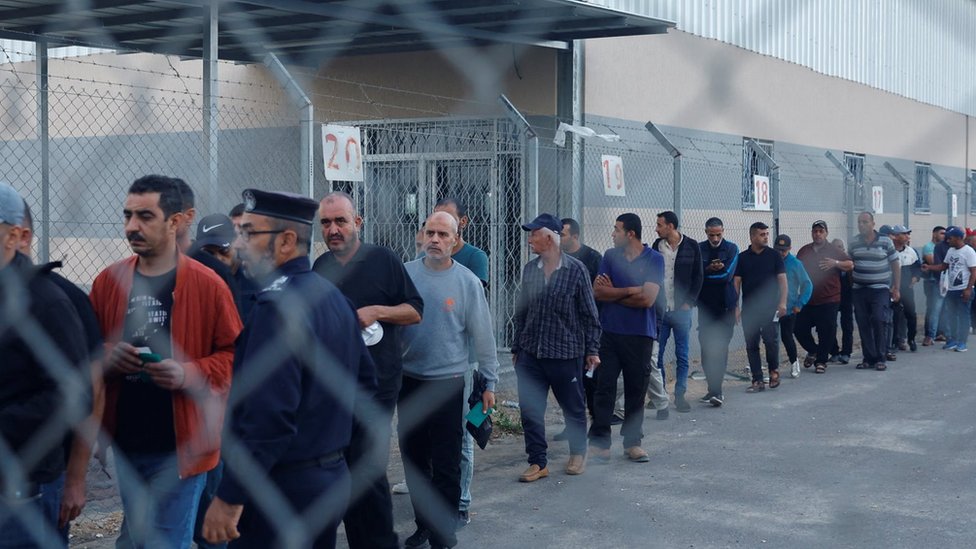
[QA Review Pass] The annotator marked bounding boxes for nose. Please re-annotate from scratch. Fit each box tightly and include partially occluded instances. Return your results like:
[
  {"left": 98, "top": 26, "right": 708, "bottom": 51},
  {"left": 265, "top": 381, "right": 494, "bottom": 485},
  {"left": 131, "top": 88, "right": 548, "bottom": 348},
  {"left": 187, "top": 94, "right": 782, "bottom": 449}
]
[{"left": 124, "top": 216, "right": 139, "bottom": 233}]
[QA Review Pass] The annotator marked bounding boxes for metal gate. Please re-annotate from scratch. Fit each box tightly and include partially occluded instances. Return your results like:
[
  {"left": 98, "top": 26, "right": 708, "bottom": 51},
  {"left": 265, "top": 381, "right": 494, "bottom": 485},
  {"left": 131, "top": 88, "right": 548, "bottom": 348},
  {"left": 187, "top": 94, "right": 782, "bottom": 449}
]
[{"left": 339, "top": 118, "right": 525, "bottom": 347}]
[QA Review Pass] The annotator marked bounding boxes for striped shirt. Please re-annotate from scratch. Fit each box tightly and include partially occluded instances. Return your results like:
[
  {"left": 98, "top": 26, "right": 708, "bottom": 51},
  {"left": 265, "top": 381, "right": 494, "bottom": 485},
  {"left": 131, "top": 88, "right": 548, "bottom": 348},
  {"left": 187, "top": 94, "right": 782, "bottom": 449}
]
[
  {"left": 849, "top": 231, "right": 898, "bottom": 289},
  {"left": 511, "top": 253, "right": 602, "bottom": 359}
]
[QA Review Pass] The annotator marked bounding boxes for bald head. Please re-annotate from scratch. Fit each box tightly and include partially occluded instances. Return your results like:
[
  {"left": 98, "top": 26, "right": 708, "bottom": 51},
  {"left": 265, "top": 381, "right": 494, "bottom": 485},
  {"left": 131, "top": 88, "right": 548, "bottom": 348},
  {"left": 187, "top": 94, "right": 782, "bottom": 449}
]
[
  {"left": 319, "top": 191, "right": 362, "bottom": 256},
  {"left": 426, "top": 211, "right": 459, "bottom": 234},
  {"left": 422, "top": 211, "right": 459, "bottom": 263}
]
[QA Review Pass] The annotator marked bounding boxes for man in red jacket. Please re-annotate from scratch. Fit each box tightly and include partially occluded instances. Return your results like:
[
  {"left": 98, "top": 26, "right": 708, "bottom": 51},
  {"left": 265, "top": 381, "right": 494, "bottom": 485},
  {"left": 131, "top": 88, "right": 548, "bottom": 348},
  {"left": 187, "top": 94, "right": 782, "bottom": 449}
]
[{"left": 89, "top": 175, "right": 241, "bottom": 548}]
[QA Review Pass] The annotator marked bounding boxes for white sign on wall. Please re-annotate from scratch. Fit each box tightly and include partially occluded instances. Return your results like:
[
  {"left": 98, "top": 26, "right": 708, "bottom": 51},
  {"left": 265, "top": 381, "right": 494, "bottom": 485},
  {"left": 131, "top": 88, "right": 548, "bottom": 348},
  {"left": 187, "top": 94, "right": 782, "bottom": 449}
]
[
  {"left": 871, "top": 186, "right": 884, "bottom": 214},
  {"left": 753, "top": 175, "right": 771, "bottom": 211},
  {"left": 952, "top": 194, "right": 958, "bottom": 217},
  {"left": 321, "top": 124, "right": 364, "bottom": 181},
  {"left": 601, "top": 155, "right": 625, "bottom": 197}
]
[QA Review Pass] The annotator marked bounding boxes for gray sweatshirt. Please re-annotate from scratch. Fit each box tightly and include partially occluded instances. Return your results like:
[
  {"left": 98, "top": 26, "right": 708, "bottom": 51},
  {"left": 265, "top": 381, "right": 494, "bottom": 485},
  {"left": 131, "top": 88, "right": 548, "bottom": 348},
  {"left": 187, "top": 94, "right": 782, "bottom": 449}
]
[{"left": 402, "top": 259, "right": 499, "bottom": 391}]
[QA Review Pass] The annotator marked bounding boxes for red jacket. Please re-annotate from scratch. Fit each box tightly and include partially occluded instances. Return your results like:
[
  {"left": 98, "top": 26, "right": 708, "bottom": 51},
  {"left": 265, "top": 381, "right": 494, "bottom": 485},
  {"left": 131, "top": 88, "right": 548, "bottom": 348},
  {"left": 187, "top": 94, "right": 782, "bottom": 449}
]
[{"left": 90, "top": 253, "right": 242, "bottom": 478}]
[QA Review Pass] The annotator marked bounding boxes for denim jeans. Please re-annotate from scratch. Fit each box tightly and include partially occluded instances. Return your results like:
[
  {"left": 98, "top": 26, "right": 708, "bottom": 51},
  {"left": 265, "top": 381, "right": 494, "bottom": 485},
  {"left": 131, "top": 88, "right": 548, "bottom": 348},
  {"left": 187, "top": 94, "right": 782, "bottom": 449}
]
[
  {"left": 459, "top": 367, "right": 474, "bottom": 513},
  {"left": 924, "top": 281, "right": 947, "bottom": 338},
  {"left": 0, "top": 473, "right": 65, "bottom": 548},
  {"left": 115, "top": 452, "right": 206, "bottom": 549},
  {"left": 945, "top": 290, "right": 973, "bottom": 345},
  {"left": 657, "top": 308, "right": 692, "bottom": 395}
]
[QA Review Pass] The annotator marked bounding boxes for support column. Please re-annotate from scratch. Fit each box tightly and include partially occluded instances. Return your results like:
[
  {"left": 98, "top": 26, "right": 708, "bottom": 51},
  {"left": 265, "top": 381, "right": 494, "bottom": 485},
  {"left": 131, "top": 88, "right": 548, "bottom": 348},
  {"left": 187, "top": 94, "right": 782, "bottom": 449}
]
[
  {"left": 264, "top": 53, "right": 314, "bottom": 199},
  {"left": 203, "top": 0, "right": 219, "bottom": 212},
  {"left": 36, "top": 39, "right": 49, "bottom": 263}
]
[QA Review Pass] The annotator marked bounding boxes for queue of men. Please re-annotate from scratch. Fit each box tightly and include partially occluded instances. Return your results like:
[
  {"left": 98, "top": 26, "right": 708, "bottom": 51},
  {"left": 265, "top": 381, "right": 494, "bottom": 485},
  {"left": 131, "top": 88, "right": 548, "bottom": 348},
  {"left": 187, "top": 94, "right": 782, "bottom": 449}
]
[{"left": 3, "top": 172, "right": 976, "bottom": 549}]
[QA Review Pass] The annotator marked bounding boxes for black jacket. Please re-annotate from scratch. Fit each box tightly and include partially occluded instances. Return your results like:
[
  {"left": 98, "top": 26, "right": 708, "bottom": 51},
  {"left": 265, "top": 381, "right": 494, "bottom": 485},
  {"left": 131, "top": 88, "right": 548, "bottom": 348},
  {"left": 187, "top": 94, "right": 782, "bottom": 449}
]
[
  {"left": 1, "top": 252, "right": 89, "bottom": 489},
  {"left": 652, "top": 235, "right": 704, "bottom": 310}
]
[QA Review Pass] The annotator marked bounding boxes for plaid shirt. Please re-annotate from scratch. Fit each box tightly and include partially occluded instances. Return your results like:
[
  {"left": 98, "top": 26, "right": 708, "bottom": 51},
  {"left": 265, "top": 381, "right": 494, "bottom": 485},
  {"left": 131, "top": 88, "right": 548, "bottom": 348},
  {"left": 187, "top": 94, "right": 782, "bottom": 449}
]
[{"left": 511, "top": 253, "right": 602, "bottom": 359}]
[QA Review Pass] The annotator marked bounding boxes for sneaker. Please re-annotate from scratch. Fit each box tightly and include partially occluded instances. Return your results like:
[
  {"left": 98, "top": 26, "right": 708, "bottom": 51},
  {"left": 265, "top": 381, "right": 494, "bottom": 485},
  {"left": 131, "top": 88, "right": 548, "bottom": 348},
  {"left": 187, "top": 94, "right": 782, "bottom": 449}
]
[
  {"left": 457, "top": 510, "right": 470, "bottom": 530},
  {"left": 790, "top": 360, "right": 800, "bottom": 378},
  {"left": 698, "top": 392, "right": 714, "bottom": 403},
  {"left": 837, "top": 354, "right": 850, "bottom": 365},
  {"left": 922, "top": 336, "right": 934, "bottom": 346},
  {"left": 656, "top": 408, "right": 669, "bottom": 420},
  {"left": 708, "top": 394, "right": 723, "bottom": 407},
  {"left": 955, "top": 344, "right": 969, "bottom": 352},
  {"left": 624, "top": 446, "right": 650, "bottom": 463},
  {"left": 827, "top": 354, "right": 839, "bottom": 363},
  {"left": 689, "top": 370, "right": 706, "bottom": 381},
  {"left": 675, "top": 395, "right": 691, "bottom": 413},
  {"left": 943, "top": 341, "right": 958, "bottom": 351},
  {"left": 763, "top": 374, "right": 770, "bottom": 384},
  {"left": 392, "top": 481, "right": 410, "bottom": 495},
  {"left": 610, "top": 411, "right": 624, "bottom": 426},
  {"left": 404, "top": 527, "right": 430, "bottom": 548},
  {"left": 935, "top": 334, "right": 947, "bottom": 342}
]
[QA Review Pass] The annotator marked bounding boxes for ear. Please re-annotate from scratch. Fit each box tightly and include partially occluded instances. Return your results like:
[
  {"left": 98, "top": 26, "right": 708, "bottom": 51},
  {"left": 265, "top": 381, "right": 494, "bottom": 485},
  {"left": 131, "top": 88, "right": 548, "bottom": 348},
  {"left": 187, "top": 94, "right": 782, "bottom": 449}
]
[
  {"left": 278, "top": 229, "right": 299, "bottom": 254},
  {"left": 167, "top": 211, "right": 185, "bottom": 233},
  {"left": 354, "top": 215, "right": 363, "bottom": 230},
  {"left": 184, "top": 207, "right": 197, "bottom": 225},
  {"left": 459, "top": 215, "right": 469, "bottom": 230}
]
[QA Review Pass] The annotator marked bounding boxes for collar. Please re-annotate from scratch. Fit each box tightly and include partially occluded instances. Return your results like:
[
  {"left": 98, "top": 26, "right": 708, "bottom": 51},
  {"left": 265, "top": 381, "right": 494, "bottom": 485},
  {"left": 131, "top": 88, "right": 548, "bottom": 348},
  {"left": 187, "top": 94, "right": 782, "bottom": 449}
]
[{"left": 536, "top": 253, "right": 564, "bottom": 270}]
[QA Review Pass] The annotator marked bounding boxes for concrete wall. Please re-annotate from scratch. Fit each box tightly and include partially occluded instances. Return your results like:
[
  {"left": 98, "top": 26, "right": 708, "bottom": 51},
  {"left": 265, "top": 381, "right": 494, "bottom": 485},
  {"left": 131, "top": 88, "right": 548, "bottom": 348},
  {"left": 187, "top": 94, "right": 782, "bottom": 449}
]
[{"left": 584, "top": 30, "right": 975, "bottom": 171}]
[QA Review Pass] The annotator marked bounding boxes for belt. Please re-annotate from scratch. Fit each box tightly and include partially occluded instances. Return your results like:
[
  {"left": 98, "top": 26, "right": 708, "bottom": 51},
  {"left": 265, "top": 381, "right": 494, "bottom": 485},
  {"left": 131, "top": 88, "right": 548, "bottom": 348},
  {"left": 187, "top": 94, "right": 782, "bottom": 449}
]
[{"left": 273, "top": 450, "right": 344, "bottom": 473}]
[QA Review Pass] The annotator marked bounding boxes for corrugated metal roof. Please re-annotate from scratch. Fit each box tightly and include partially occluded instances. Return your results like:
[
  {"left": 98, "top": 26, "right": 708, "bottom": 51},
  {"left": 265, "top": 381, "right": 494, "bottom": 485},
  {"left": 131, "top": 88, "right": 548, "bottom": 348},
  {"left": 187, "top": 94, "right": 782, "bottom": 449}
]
[
  {"left": 588, "top": 0, "right": 976, "bottom": 117},
  {"left": 0, "top": 0, "right": 673, "bottom": 65}
]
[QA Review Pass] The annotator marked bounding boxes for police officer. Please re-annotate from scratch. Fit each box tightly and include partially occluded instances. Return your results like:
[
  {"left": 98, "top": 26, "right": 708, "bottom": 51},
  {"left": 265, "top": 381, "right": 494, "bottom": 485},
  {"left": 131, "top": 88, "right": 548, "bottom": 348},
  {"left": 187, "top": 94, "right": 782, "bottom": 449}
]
[{"left": 203, "top": 189, "right": 377, "bottom": 549}]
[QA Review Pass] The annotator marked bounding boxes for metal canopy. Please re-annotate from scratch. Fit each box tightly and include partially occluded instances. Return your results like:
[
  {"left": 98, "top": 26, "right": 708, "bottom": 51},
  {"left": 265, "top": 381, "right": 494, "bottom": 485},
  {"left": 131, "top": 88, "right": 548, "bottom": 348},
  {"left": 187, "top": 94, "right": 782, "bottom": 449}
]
[{"left": 0, "top": 0, "right": 673, "bottom": 64}]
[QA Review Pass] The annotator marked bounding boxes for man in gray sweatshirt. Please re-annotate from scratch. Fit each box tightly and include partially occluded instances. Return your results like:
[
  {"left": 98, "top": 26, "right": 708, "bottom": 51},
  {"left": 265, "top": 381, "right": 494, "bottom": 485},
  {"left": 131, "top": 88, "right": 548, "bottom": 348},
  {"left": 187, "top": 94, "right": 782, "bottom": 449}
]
[{"left": 399, "top": 211, "right": 499, "bottom": 549}]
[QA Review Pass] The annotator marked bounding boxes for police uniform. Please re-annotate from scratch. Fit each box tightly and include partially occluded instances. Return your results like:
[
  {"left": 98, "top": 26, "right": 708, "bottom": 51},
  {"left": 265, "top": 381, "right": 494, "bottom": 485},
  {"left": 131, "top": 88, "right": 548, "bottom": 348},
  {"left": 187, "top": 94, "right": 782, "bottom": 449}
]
[{"left": 215, "top": 190, "right": 377, "bottom": 549}]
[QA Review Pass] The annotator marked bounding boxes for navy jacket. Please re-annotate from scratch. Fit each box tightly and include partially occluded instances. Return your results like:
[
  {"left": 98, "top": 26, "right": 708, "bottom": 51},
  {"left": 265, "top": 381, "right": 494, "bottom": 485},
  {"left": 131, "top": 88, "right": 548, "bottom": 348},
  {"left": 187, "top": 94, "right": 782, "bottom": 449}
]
[
  {"left": 218, "top": 257, "right": 377, "bottom": 505},
  {"left": 652, "top": 235, "right": 704, "bottom": 310},
  {"left": 698, "top": 238, "right": 740, "bottom": 316}
]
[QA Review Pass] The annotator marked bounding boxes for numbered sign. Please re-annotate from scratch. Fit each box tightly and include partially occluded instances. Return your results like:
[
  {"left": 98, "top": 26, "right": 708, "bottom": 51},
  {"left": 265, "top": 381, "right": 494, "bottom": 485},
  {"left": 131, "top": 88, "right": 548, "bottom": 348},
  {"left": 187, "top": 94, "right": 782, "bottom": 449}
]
[
  {"left": 871, "top": 186, "right": 884, "bottom": 214},
  {"left": 753, "top": 175, "right": 771, "bottom": 211},
  {"left": 952, "top": 194, "right": 958, "bottom": 217},
  {"left": 321, "top": 124, "right": 364, "bottom": 182},
  {"left": 601, "top": 155, "right": 625, "bottom": 197}
]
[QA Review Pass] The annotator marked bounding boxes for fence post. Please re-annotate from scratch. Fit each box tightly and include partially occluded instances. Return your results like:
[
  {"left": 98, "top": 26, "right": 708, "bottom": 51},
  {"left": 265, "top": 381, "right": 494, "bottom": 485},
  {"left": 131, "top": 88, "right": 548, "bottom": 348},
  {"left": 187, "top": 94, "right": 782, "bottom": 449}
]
[
  {"left": 264, "top": 54, "right": 314, "bottom": 200},
  {"left": 825, "top": 151, "right": 857, "bottom": 237},
  {"left": 746, "top": 139, "right": 779, "bottom": 234},
  {"left": 498, "top": 94, "right": 538, "bottom": 220},
  {"left": 882, "top": 162, "right": 912, "bottom": 228},
  {"left": 644, "top": 121, "right": 682, "bottom": 221},
  {"left": 203, "top": 0, "right": 219, "bottom": 212},
  {"left": 35, "top": 38, "right": 49, "bottom": 263},
  {"left": 928, "top": 168, "right": 954, "bottom": 227}
]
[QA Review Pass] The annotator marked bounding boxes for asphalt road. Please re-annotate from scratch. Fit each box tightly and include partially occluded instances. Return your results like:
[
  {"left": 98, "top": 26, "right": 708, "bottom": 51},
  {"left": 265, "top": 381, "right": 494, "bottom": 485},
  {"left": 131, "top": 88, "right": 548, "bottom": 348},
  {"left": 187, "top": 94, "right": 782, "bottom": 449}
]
[{"left": 380, "top": 342, "right": 976, "bottom": 549}]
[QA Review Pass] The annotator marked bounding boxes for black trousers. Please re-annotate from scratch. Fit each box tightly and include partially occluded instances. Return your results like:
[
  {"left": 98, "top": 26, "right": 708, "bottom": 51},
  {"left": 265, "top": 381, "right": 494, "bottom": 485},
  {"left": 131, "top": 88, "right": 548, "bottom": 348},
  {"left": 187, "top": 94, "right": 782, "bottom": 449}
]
[
  {"left": 795, "top": 302, "right": 839, "bottom": 364},
  {"left": 698, "top": 308, "right": 735, "bottom": 397},
  {"left": 892, "top": 285, "right": 917, "bottom": 344},
  {"left": 588, "top": 332, "right": 653, "bottom": 450},
  {"left": 342, "top": 385, "right": 398, "bottom": 549},
  {"left": 742, "top": 308, "right": 779, "bottom": 382},
  {"left": 853, "top": 287, "right": 890, "bottom": 365},
  {"left": 831, "top": 288, "right": 854, "bottom": 356},
  {"left": 778, "top": 313, "right": 798, "bottom": 363},
  {"left": 397, "top": 375, "right": 464, "bottom": 548},
  {"left": 233, "top": 458, "right": 350, "bottom": 549}
]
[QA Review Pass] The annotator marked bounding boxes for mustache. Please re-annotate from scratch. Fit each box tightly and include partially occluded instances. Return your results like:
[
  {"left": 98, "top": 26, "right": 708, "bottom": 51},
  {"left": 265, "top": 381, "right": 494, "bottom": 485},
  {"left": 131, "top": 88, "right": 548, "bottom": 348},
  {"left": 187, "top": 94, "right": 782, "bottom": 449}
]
[{"left": 126, "top": 233, "right": 146, "bottom": 243}]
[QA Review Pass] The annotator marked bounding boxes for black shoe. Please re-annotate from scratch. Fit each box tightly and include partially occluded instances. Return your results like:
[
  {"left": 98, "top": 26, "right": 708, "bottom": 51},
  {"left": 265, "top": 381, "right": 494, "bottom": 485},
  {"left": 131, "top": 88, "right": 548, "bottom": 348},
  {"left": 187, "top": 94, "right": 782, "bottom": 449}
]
[
  {"left": 675, "top": 395, "right": 691, "bottom": 413},
  {"left": 909, "top": 340, "right": 917, "bottom": 352},
  {"left": 456, "top": 510, "right": 470, "bottom": 531},
  {"left": 552, "top": 429, "right": 568, "bottom": 441},
  {"left": 837, "top": 354, "right": 850, "bottom": 364},
  {"left": 610, "top": 413, "right": 624, "bottom": 426},
  {"left": 709, "top": 394, "right": 723, "bottom": 407},
  {"left": 656, "top": 408, "right": 669, "bottom": 420},
  {"left": 405, "top": 527, "right": 431, "bottom": 548},
  {"left": 698, "top": 392, "right": 714, "bottom": 403}
]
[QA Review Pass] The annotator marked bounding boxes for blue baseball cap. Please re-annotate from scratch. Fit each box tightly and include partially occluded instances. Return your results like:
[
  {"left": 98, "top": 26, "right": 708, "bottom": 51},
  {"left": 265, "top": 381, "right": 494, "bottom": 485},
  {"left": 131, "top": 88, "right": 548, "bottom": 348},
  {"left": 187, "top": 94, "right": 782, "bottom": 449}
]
[
  {"left": 521, "top": 213, "right": 562, "bottom": 233},
  {"left": 945, "top": 226, "right": 965, "bottom": 239},
  {"left": 879, "top": 224, "right": 893, "bottom": 235},
  {"left": 0, "top": 182, "right": 25, "bottom": 226}
]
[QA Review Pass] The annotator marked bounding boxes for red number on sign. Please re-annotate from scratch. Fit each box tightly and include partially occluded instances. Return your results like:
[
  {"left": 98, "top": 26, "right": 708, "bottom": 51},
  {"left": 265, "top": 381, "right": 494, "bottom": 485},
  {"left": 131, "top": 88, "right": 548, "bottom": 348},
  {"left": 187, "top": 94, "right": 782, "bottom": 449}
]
[
  {"left": 603, "top": 159, "right": 612, "bottom": 188},
  {"left": 325, "top": 133, "right": 340, "bottom": 171},
  {"left": 345, "top": 136, "right": 360, "bottom": 169},
  {"left": 615, "top": 164, "right": 623, "bottom": 189}
]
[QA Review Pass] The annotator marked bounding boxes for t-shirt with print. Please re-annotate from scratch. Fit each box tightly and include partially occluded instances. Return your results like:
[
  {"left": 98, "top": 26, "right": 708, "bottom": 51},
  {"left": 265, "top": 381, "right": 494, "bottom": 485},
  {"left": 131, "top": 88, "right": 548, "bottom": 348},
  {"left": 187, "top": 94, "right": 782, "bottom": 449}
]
[
  {"left": 943, "top": 245, "right": 976, "bottom": 291},
  {"left": 115, "top": 268, "right": 177, "bottom": 454}
]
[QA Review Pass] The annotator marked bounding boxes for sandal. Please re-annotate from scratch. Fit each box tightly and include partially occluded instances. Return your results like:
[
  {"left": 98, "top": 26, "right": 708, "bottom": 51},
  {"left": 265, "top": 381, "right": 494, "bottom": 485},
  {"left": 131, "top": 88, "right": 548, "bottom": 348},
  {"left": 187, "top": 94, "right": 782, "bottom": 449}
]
[
  {"left": 855, "top": 362, "right": 871, "bottom": 370},
  {"left": 746, "top": 381, "right": 765, "bottom": 393},
  {"left": 875, "top": 363, "right": 887, "bottom": 371},
  {"left": 768, "top": 370, "right": 780, "bottom": 389},
  {"left": 815, "top": 363, "right": 827, "bottom": 374}
]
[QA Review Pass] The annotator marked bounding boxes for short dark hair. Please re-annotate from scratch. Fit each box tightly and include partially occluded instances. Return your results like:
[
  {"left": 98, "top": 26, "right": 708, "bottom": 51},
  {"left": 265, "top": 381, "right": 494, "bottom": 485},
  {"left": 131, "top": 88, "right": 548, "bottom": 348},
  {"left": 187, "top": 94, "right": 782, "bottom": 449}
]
[
  {"left": 171, "top": 178, "right": 194, "bottom": 211},
  {"left": 657, "top": 211, "right": 679, "bottom": 230},
  {"left": 128, "top": 175, "right": 183, "bottom": 219},
  {"left": 271, "top": 217, "right": 312, "bottom": 255},
  {"left": 435, "top": 196, "right": 466, "bottom": 218},
  {"left": 749, "top": 221, "right": 769, "bottom": 235},
  {"left": 561, "top": 217, "right": 581, "bottom": 236},
  {"left": 322, "top": 191, "right": 358, "bottom": 212},
  {"left": 229, "top": 203, "right": 245, "bottom": 218},
  {"left": 859, "top": 211, "right": 874, "bottom": 221},
  {"left": 705, "top": 217, "right": 723, "bottom": 229},
  {"left": 616, "top": 213, "right": 642, "bottom": 240},
  {"left": 933, "top": 225, "right": 946, "bottom": 232}
]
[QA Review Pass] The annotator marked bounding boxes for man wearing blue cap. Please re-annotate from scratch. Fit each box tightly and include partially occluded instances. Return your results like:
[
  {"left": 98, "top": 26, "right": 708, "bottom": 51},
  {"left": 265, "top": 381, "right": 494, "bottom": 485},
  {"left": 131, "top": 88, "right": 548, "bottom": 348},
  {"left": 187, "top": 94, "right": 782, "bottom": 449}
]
[
  {"left": 0, "top": 182, "right": 89, "bottom": 546},
  {"left": 203, "top": 189, "right": 377, "bottom": 548},
  {"left": 889, "top": 225, "right": 921, "bottom": 352},
  {"left": 922, "top": 226, "right": 976, "bottom": 352},
  {"left": 511, "top": 213, "right": 601, "bottom": 482}
]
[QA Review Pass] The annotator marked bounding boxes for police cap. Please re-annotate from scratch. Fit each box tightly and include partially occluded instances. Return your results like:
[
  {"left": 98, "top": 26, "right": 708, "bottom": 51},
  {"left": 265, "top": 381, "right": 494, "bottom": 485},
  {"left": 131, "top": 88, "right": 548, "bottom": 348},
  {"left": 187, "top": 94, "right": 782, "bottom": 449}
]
[{"left": 242, "top": 188, "right": 317, "bottom": 225}]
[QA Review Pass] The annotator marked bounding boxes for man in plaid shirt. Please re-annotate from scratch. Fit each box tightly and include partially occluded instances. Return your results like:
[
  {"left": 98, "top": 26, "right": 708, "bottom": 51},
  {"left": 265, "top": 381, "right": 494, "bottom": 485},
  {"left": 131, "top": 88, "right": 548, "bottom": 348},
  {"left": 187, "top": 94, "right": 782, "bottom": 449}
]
[{"left": 511, "top": 213, "right": 602, "bottom": 482}]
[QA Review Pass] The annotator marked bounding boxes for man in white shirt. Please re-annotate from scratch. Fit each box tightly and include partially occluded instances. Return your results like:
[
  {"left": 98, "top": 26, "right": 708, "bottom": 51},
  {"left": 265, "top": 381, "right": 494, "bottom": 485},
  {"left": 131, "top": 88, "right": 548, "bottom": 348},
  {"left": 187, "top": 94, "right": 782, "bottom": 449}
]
[
  {"left": 889, "top": 226, "right": 921, "bottom": 352},
  {"left": 922, "top": 226, "right": 976, "bottom": 352}
]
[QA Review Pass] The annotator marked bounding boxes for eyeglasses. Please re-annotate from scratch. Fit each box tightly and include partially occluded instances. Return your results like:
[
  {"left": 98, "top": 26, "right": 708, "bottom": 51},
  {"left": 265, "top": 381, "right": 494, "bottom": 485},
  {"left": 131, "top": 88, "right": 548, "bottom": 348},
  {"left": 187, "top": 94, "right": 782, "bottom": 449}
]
[{"left": 239, "top": 228, "right": 284, "bottom": 242}]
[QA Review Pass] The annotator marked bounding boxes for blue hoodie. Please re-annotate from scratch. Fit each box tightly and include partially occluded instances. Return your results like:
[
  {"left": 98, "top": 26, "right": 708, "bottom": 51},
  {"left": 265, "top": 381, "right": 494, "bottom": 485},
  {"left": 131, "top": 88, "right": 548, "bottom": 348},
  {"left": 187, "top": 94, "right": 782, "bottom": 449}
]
[{"left": 783, "top": 253, "right": 813, "bottom": 313}]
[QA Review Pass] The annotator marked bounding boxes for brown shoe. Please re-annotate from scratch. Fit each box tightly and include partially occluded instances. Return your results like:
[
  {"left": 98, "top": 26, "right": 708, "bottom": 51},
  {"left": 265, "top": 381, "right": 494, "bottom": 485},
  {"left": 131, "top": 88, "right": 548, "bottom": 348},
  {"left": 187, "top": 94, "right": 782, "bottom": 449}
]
[
  {"left": 624, "top": 446, "right": 649, "bottom": 463},
  {"left": 565, "top": 454, "right": 586, "bottom": 475},
  {"left": 589, "top": 446, "right": 611, "bottom": 463},
  {"left": 518, "top": 464, "right": 549, "bottom": 483},
  {"left": 922, "top": 337, "right": 933, "bottom": 346}
]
